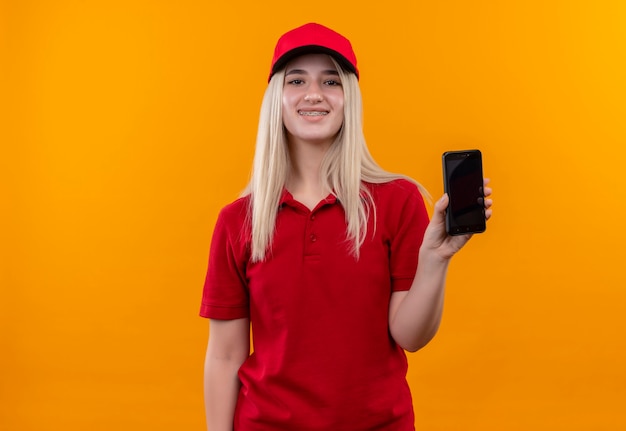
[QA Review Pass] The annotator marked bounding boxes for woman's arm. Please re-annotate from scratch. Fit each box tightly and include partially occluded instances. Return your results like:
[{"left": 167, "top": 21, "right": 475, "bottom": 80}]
[
  {"left": 388, "top": 252, "right": 449, "bottom": 352},
  {"left": 204, "top": 317, "right": 250, "bottom": 431},
  {"left": 389, "top": 181, "right": 493, "bottom": 352}
]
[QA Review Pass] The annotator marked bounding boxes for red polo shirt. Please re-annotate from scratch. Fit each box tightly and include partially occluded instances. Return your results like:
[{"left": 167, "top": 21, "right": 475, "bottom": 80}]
[{"left": 201, "top": 179, "right": 429, "bottom": 431}]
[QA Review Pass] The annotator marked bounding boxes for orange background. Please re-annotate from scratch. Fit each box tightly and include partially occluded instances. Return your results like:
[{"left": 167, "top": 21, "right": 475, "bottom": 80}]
[{"left": 2, "top": 1, "right": 625, "bottom": 430}]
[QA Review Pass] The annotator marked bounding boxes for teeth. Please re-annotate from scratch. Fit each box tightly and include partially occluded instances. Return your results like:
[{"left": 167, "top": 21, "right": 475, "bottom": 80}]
[{"left": 299, "top": 111, "right": 327, "bottom": 116}]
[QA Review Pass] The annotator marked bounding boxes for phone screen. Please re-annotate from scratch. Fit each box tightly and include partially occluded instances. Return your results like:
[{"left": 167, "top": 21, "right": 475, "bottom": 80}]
[{"left": 443, "top": 150, "right": 486, "bottom": 235}]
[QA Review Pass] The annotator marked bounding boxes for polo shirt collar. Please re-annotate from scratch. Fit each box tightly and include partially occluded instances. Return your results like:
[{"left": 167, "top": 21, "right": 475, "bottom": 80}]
[{"left": 279, "top": 189, "right": 338, "bottom": 211}]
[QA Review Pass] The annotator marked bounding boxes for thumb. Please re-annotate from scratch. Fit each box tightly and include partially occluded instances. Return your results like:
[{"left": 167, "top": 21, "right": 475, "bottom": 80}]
[{"left": 432, "top": 194, "right": 449, "bottom": 223}]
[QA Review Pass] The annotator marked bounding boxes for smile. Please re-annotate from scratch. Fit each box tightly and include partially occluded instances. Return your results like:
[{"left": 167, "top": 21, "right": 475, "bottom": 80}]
[{"left": 298, "top": 111, "right": 328, "bottom": 116}]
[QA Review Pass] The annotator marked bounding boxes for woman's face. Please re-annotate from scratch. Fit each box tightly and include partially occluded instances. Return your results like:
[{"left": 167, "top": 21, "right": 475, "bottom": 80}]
[{"left": 282, "top": 54, "right": 345, "bottom": 148}]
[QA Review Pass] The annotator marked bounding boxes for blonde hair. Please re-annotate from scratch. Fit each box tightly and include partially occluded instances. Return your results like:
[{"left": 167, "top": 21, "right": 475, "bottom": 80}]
[{"left": 244, "top": 57, "right": 429, "bottom": 262}]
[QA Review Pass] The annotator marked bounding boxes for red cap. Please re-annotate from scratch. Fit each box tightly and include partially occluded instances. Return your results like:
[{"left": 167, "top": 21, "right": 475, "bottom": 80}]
[{"left": 269, "top": 23, "right": 359, "bottom": 81}]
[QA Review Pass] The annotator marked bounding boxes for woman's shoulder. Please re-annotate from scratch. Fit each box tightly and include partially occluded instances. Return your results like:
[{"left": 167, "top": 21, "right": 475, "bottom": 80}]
[
  {"left": 365, "top": 178, "right": 423, "bottom": 200},
  {"left": 365, "top": 179, "right": 430, "bottom": 228},
  {"left": 216, "top": 195, "right": 251, "bottom": 225}
]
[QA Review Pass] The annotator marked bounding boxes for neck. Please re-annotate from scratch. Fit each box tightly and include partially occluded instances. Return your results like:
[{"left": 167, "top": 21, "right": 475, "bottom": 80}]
[{"left": 286, "top": 138, "right": 332, "bottom": 208}]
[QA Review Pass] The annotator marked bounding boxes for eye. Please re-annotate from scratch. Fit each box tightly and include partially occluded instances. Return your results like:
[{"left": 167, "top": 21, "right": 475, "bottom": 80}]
[
  {"left": 286, "top": 79, "right": 304, "bottom": 85},
  {"left": 324, "top": 79, "right": 342, "bottom": 86}
]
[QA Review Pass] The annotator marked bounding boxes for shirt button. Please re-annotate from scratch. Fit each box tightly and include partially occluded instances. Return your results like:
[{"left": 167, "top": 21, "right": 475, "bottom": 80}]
[
  {"left": 310, "top": 234, "right": 317, "bottom": 242},
  {"left": 310, "top": 215, "right": 315, "bottom": 221}
]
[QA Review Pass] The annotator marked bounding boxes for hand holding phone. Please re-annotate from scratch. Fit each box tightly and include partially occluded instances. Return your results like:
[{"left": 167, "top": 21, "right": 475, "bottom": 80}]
[{"left": 442, "top": 150, "right": 486, "bottom": 235}]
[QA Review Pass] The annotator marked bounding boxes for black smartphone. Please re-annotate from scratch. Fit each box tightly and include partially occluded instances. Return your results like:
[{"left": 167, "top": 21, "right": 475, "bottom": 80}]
[{"left": 442, "top": 149, "right": 486, "bottom": 235}]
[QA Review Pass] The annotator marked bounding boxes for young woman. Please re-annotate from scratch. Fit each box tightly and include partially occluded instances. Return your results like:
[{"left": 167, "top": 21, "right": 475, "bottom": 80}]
[{"left": 200, "top": 23, "right": 493, "bottom": 431}]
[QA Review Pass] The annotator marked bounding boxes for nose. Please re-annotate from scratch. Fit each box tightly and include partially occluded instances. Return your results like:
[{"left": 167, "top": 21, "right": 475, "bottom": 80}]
[
  {"left": 304, "top": 93, "right": 323, "bottom": 103},
  {"left": 304, "top": 82, "right": 323, "bottom": 103}
]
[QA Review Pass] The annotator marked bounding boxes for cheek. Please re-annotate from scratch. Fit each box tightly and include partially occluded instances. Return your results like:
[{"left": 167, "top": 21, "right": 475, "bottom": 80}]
[
  {"left": 334, "top": 99, "right": 345, "bottom": 124},
  {"left": 282, "top": 90, "right": 299, "bottom": 108},
  {"left": 281, "top": 102, "right": 297, "bottom": 134},
  {"left": 281, "top": 93, "right": 289, "bottom": 109},
  {"left": 282, "top": 93, "right": 297, "bottom": 116},
  {"left": 331, "top": 93, "right": 344, "bottom": 115},
  {"left": 281, "top": 95, "right": 292, "bottom": 124}
]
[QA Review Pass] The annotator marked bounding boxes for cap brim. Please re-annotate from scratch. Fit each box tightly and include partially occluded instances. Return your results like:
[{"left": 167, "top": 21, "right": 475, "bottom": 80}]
[{"left": 271, "top": 45, "right": 358, "bottom": 79}]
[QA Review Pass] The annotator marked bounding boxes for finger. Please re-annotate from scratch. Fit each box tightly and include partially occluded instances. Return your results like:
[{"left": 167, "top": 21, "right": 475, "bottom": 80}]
[
  {"left": 485, "top": 208, "right": 493, "bottom": 220},
  {"left": 483, "top": 186, "right": 492, "bottom": 198},
  {"left": 484, "top": 198, "right": 493, "bottom": 209},
  {"left": 483, "top": 177, "right": 491, "bottom": 187}
]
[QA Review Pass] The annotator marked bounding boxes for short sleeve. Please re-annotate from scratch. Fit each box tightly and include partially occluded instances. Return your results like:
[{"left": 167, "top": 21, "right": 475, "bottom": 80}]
[
  {"left": 388, "top": 181, "right": 430, "bottom": 292},
  {"left": 199, "top": 200, "right": 250, "bottom": 319}
]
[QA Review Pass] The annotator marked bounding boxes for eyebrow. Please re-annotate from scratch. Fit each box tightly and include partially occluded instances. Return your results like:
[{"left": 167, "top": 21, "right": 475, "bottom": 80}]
[{"left": 285, "top": 69, "right": 340, "bottom": 76}]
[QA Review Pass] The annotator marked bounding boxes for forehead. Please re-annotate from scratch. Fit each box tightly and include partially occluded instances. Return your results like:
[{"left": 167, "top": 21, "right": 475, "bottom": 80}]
[{"left": 284, "top": 53, "right": 337, "bottom": 72}]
